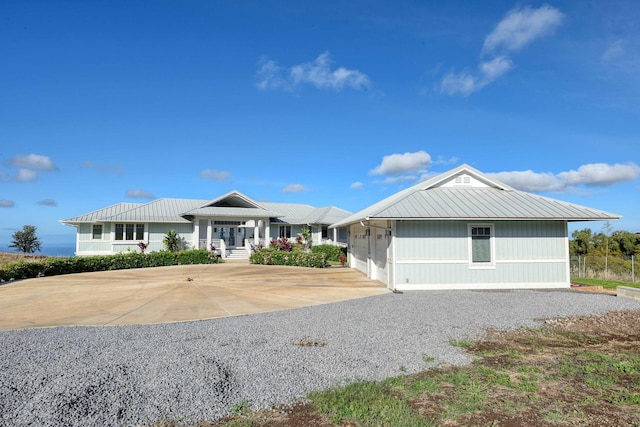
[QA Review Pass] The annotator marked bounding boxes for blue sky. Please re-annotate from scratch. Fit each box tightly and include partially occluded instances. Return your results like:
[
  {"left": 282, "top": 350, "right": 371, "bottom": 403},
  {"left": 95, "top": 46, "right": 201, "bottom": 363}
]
[{"left": 1, "top": 0, "right": 639, "bottom": 247}]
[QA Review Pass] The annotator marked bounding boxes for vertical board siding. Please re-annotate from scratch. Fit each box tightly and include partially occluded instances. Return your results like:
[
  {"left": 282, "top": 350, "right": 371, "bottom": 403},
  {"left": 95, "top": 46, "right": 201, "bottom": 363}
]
[
  {"left": 349, "top": 224, "right": 369, "bottom": 274},
  {"left": 396, "top": 262, "right": 566, "bottom": 285},
  {"left": 394, "top": 220, "right": 568, "bottom": 287},
  {"left": 495, "top": 221, "right": 565, "bottom": 260},
  {"left": 396, "top": 221, "right": 467, "bottom": 260}
]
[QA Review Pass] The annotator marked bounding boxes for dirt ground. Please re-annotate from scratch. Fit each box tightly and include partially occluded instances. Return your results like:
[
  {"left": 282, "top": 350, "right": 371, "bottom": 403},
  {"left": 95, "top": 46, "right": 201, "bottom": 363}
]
[{"left": 205, "top": 307, "right": 640, "bottom": 427}]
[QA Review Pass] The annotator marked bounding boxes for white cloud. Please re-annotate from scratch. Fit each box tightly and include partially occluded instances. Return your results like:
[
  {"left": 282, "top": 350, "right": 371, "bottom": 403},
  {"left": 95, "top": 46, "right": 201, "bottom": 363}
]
[
  {"left": 257, "top": 51, "right": 370, "bottom": 92},
  {"left": 488, "top": 170, "right": 564, "bottom": 192},
  {"left": 37, "top": 199, "right": 57, "bottom": 206},
  {"left": 9, "top": 154, "right": 57, "bottom": 170},
  {"left": 126, "top": 189, "right": 156, "bottom": 199},
  {"left": 440, "top": 5, "right": 563, "bottom": 96},
  {"left": 601, "top": 39, "right": 625, "bottom": 63},
  {"left": 350, "top": 181, "right": 364, "bottom": 190},
  {"left": 441, "top": 57, "right": 514, "bottom": 96},
  {"left": 489, "top": 162, "right": 640, "bottom": 192},
  {"left": 558, "top": 162, "right": 640, "bottom": 187},
  {"left": 16, "top": 169, "right": 38, "bottom": 182},
  {"left": 383, "top": 175, "right": 419, "bottom": 184},
  {"left": 282, "top": 184, "right": 306, "bottom": 193},
  {"left": 200, "top": 169, "right": 231, "bottom": 181},
  {"left": 370, "top": 150, "right": 432, "bottom": 176},
  {"left": 82, "top": 161, "right": 125, "bottom": 174},
  {"left": 482, "top": 5, "right": 565, "bottom": 55},
  {"left": 0, "top": 199, "right": 14, "bottom": 208},
  {"left": 256, "top": 58, "right": 286, "bottom": 90}
]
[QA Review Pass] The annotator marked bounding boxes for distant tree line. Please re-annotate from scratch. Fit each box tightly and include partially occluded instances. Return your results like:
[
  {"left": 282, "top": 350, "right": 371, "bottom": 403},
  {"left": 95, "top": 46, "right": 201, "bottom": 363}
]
[{"left": 570, "top": 226, "right": 640, "bottom": 258}]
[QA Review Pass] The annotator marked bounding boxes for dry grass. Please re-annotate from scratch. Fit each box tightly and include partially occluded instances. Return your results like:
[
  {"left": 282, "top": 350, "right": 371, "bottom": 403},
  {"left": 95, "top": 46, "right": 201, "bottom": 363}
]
[{"left": 0, "top": 251, "right": 48, "bottom": 266}]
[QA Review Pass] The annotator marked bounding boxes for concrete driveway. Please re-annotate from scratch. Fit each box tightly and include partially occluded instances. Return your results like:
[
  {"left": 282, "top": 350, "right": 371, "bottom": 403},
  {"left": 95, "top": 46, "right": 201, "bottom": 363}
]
[{"left": 0, "top": 261, "right": 388, "bottom": 331}]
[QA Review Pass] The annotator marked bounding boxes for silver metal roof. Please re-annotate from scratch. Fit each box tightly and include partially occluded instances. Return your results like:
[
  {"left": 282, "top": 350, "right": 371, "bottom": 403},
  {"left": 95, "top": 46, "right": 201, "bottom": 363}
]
[
  {"left": 61, "top": 191, "right": 353, "bottom": 226},
  {"left": 100, "top": 199, "right": 206, "bottom": 223},
  {"left": 331, "top": 164, "right": 621, "bottom": 227},
  {"left": 183, "top": 206, "right": 281, "bottom": 218},
  {"left": 60, "top": 202, "right": 142, "bottom": 223}
]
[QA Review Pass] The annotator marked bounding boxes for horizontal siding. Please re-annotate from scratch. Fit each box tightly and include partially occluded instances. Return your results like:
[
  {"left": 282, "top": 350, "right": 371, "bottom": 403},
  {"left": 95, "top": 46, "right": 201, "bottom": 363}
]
[{"left": 77, "top": 241, "right": 112, "bottom": 252}]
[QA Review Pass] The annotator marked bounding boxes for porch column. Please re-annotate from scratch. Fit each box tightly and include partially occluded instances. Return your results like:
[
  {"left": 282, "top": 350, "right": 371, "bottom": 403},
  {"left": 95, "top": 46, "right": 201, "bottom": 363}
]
[
  {"left": 254, "top": 220, "right": 259, "bottom": 247},
  {"left": 193, "top": 220, "right": 199, "bottom": 249},
  {"left": 265, "top": 221, "right": 270, "bottom": 245},
  {"left": 206, "top": 220, "right": 212, "bottom": 250},
  {"left": 333, "top": 227, "right": 337, "bottom": 243}
]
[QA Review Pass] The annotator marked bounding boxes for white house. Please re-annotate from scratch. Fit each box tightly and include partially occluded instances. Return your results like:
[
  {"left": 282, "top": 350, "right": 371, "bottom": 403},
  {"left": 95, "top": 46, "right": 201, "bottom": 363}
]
[
  {"left": 331, "top": 164, "right": 620, "bottom": 290},
  {"left": 61, "top": 190, "right": 351, "bottom": 258}
]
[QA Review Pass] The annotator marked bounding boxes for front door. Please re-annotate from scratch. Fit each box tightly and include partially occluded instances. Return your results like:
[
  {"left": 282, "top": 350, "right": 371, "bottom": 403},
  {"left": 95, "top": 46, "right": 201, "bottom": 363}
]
[{"left": 218, "top": 227, "right": 243, "bottom": 248}]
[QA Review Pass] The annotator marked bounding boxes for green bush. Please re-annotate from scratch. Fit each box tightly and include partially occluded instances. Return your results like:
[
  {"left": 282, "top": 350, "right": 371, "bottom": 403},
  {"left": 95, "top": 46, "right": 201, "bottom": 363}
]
[
  {"left": 0, "top": 249, "right": 221, "bottom": 282},
  {"left": 311, "top": 244, "right": 346, "bottom": 262},
  {"left": 250, "top": 248, "right": 327, "bottom": 268}
]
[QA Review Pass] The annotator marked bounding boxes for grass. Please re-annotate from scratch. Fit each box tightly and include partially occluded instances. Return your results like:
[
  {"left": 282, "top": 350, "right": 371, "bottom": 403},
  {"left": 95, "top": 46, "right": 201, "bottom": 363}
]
[
  {"left": 203, "top": 310, "right": 640, "bottom": 427},
  {"left": 571, "top": 276, "right": 640, "bottom": 290}
]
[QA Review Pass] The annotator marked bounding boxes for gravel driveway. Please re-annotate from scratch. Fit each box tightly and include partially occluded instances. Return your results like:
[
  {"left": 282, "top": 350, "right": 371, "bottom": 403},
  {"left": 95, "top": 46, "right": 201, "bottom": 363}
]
[{"left": 1, "top": 289, "right": 639, "bottom": 426}]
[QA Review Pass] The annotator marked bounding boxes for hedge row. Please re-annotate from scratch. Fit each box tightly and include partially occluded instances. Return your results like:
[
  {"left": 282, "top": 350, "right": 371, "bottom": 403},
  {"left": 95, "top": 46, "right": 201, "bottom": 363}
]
[
  {"left": 249, "top": 248, "right": 327, "bottom": 268},
  {"left": 0, "top": 249, "right": 221, "bottom": 282},
  {"left": 311, "top": 244, "right": 346, "bottom": 262}
]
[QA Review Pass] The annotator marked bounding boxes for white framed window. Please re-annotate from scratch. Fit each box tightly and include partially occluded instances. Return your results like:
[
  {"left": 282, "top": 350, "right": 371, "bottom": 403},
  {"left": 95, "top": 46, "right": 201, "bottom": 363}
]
[
  {"left": 468, "top": 224, "right": 495, "bottom": 268},
  {"left": 115, "top": 223, "right": 145, "bottom": 241},
  {"left": 279, "top": 225, "right": 291, "bottom": 238},
  {"left": 92, "top": 224, "right": 103, "bottom": 240}
]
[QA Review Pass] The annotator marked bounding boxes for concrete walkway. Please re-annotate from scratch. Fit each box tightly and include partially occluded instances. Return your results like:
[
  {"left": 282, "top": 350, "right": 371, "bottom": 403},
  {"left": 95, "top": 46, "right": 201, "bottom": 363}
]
[{"left": 0, "top": 261, "right": 389, "bottom": 331}]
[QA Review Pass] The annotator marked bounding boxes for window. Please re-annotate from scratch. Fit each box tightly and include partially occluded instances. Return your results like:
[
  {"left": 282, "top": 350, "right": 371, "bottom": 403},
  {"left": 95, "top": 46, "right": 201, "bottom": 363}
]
[
  {"left": 92, "top": 224, "right": 102, "bottom": 240},
  {"left": 321, "top": 225, "right": 328, "bottom": 239},
  {"left": 115, "top": 223, "right": 145, "bottom": 241},
  {"left": 469, "top": 224, "right": 493, "bottom": 265},
  {"left": 279, "top": 225, "right": 291, "bottom": 238}
]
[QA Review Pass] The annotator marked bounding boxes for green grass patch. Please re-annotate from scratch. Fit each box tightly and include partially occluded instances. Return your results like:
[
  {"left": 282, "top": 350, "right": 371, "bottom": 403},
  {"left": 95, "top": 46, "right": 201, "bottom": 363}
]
[
  {"left": 570, "top": 276, "right": 640, "bottom": 290},
  {"left": 309, "top": 380, "right": 432, "bottom": 426}
]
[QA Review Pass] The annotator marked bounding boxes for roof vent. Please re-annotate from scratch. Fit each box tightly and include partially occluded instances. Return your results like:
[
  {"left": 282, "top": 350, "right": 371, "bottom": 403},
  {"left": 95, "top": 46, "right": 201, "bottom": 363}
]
[{"left": 454, "top": 175, "right": 472, "bottom": 186}]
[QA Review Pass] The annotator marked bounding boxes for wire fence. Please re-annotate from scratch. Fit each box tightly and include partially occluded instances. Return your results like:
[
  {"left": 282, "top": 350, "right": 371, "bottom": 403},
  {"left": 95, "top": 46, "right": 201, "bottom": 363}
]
[{"left": 570, "top": 255, "right": 638, "bottom": 283}]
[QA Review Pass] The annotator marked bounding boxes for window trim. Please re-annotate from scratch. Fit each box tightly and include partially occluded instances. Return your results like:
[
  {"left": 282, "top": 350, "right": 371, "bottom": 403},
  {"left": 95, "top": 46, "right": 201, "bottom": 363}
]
[
  {"left": 92, "top": 224, "right": 103, "bottom": 240},
  {"left": 114, "top": 223, "right": 146, "bottom": 242},
  {"left": 468, "top": 223, "right": 495, "bottom": 269}
]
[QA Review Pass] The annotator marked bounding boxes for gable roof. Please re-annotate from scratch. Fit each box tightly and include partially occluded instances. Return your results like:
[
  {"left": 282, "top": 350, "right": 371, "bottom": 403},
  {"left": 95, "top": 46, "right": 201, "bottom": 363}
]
[
  {"left": 331, "top": 164, "right": 621, "bottom": 227},
  {"left": 61, "top": 190, "right": 352, "bottom": 226}
]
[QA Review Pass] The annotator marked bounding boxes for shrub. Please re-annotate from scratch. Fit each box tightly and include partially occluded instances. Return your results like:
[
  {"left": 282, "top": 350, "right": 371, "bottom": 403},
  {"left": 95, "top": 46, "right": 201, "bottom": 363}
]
[
  {"left": 250, "top": 248, "right": 327, "bottom": 268},
  {"left": 311, "top": 244, "right": 346, "bottom": 262},
  {"left": 0, "top": 249, "right": 221, "bottom": 282}
]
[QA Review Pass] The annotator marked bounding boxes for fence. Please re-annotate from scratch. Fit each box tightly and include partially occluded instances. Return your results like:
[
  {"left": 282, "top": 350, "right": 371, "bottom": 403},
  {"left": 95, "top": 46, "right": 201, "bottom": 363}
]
[{"left": 570, "top": 255, "right": 638, "bottom": 283}]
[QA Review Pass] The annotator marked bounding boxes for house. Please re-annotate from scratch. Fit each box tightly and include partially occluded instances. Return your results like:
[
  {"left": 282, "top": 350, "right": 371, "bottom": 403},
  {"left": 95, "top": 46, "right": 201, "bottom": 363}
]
[
  {"left": 330, "top": 164, "right": 620, "bottom": 291},
  {"left": 61, "top": 191, "right": 351, "bottom": 258}
]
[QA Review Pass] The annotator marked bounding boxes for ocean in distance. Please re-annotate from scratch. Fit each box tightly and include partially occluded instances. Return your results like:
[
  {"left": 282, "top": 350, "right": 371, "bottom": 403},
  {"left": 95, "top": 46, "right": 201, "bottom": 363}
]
[{"left": 0, "top": 243, "right": 76, "bottom": 258}]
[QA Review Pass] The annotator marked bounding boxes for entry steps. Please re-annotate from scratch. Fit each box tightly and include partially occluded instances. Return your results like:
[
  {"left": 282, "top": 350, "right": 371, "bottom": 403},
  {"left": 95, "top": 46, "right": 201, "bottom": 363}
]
[{"left": 225, "top": 248, "right": 250, "bottom": 260}]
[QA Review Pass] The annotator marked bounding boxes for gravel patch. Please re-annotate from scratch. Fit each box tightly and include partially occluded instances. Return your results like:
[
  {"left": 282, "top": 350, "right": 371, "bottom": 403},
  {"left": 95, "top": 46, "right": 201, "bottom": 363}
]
[{"left": 1, "top": 289, "right": 639, "bottom": 426}]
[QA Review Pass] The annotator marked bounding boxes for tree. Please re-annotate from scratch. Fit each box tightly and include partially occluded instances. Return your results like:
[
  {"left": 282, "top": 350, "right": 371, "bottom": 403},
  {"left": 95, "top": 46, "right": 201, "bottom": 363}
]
[
  {"left": 9, "top": 225, "right": 42, "bottom": 254},
  {"left": 163, "top": 230, "right": 180, "bottom": 252}
]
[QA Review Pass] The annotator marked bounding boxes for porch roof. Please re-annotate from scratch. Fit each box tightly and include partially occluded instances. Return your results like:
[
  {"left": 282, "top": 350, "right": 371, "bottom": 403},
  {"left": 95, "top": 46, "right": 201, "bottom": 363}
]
[{"left": 181, "top": 206, "right": 281, "bottom": 219}]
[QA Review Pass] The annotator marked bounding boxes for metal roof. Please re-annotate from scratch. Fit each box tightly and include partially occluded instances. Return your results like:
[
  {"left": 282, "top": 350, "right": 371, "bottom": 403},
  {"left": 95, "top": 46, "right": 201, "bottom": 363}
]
[
  {"left": 61, "top": 191, "right": 353, "bottom": 226},
  {"left": 183, "top": 206, "right": 281, "bottom": 218},
  {"left": 331, "top": 164, "right": 621, "bottom": 227},
  {"left": 302, "top": 206, "right": 353, "bottom": 225},
  {"left": 260, "top": 202, "right": 316, "bottom": 223},
  {"left": 100, "top": 199, "right": 207, "bottom": 223},
  {"left": 60, "top": 202, "right": 143, "bottom": 223}
]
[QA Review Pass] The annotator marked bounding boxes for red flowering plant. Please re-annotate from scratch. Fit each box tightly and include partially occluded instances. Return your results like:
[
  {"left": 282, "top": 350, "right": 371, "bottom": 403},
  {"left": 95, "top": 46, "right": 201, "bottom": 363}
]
[{"left": 137, "top": 242, "right": 149, "bottom": 254}]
